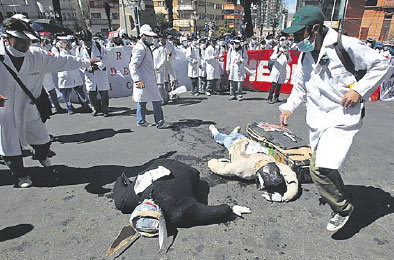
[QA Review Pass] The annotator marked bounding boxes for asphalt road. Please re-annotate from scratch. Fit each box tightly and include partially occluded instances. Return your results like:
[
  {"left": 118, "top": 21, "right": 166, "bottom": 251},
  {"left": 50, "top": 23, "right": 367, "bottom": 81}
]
[{"left": 0, "top": 91, "right": 393, "bottom": 260}]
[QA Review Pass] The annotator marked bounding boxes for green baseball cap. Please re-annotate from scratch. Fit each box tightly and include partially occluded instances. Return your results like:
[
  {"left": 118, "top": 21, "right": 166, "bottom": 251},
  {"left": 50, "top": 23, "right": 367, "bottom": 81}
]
[{"left": 282, "top": 5, "right": 324, "bottom": 34}]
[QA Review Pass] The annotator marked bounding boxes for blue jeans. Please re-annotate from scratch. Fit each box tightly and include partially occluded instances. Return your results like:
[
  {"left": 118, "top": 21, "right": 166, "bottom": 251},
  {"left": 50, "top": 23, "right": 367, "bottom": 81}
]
[
  {"left": 213, "top": 133, "right": 245, "bottom": 151},
  {"left": 230, "top": 81, "right": 243, "bottom": 97},
  {"left": 60, "top": 86, "right": 89, "bottom": 112},
  {"left": 136, "top": 101, "right": 164, "bottom": 125}
]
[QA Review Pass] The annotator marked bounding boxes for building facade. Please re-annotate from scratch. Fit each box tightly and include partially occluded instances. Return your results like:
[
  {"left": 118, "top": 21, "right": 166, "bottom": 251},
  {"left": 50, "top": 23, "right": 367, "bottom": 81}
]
[
  {"left": 296, "top": 0, "right": 394, "bottom": 42},
  {"left": 89, "top": 0, "right": 120, "bottom": 36},
  {"left": 0, "top": 0, "right": 86, "bottom": 31},
  {"left": 153, "top": 0, "right": 226, "bottom": 35},
  {"left": 119, "top": 0, "right": 156, "bottom": 37},
  {"left": 255, "top": 0, "right": 285, "bottom": 37}
]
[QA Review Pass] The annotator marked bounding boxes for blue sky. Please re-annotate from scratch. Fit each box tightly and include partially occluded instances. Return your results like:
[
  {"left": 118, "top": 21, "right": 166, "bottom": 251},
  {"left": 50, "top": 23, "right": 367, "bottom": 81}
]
[{"left": 284, "top": 0, "right": 297, "bottom": 13}]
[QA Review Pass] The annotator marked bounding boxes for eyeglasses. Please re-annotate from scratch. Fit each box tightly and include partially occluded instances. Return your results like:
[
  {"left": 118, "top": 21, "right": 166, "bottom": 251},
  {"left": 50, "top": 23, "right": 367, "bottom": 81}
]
[{"left": 293, "top": 28, "right": 307, "bottom": 43}]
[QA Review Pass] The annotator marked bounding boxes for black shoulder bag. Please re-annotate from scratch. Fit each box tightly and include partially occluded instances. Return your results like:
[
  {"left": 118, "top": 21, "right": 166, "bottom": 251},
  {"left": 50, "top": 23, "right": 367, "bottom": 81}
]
[{"left": 0, "top": 56, "right": 52, "bottom": 123}]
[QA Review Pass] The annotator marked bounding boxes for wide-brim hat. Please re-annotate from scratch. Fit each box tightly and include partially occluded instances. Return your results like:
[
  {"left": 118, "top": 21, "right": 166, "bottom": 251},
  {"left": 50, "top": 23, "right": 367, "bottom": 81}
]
[
  {"left": 139, "top": 24, "right": 157, "bottom": 37},
  {"left": 2, "top": 18, "right": 39, "bottom": 40},
  {"left": 282, "top": 5, "right": 324, "bottom": 34}
]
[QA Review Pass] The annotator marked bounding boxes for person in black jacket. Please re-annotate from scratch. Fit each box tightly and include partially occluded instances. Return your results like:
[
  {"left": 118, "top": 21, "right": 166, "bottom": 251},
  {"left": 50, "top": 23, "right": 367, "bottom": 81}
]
[{"left": 113, "top": 159, "right": 250, "bottom": 229}]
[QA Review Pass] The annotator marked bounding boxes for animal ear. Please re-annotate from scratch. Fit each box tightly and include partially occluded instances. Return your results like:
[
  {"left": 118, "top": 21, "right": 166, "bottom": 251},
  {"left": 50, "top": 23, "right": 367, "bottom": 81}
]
[{"left": 121, "top": 173, "right": 131, "bottom": 186}]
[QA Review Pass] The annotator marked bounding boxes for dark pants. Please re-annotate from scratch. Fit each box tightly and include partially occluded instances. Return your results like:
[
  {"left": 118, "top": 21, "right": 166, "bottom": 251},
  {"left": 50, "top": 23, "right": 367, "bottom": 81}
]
[
  {"left": 3, "top": 142, "right": 51, "bottom": 178},
  {"left": 199, "top": 77, "right": 207, "bottom": 93},
  {"left": 207, "top": 79, "right": 219, "bottom": 93},
  {"left": 309, "top": 151, "right": 353, "bottom": 215},
  {"left": 48, "top": 89, "right": 63, "bottom": 110},
  {"left": 190, "top": 77, "right": 199, "bottom": 94},
  {"left": 268, "top": 82, "right": 282, "bottom": 101},
  {"left": 89, "top": 90, "right": 109, "bottom": 113}
]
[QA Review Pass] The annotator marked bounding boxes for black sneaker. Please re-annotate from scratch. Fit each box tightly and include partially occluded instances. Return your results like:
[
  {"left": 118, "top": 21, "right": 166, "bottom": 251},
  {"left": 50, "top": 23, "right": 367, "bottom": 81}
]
[
  {"left": 326, "top": 207, "right": 354, "bottom": 231},
  {"left": 268, "top": 99, "right": 274, "bottom": 104}
]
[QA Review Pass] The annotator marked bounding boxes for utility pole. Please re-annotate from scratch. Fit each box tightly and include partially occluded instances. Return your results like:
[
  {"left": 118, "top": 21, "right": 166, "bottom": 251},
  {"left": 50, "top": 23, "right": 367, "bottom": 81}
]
[
  {"left": 121, "top": 0, "right": 129, "bottom": 35},
  {"left": 104, "top": 2, "right": 112, "bottom": 31},
  {"left": 272, "top": 0, "right": 279, "bottom": 37}
]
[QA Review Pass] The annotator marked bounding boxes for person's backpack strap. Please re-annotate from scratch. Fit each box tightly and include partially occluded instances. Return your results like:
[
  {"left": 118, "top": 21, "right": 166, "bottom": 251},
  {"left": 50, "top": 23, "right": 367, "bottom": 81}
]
[
  {"left": 95, "top": 41, "right": 102, "bottom": 55},
  {"left": 0, "top": 58, "right": 37, "bottom": 105},
  {"left": 334, "top": 33, "right": 366, "bottom": 81}
]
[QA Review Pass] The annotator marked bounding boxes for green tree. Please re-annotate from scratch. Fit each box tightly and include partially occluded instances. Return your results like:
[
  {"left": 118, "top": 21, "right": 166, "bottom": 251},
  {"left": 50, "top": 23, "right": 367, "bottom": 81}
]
[
  {"left": 240, "top": 0, "right": 258, "bottom": 38},
  {"left": 156, "top": 12, "right": 171, "bottom": 30},
  {"left": 164, "top": 0, "right": 174, "bottom": 28}
]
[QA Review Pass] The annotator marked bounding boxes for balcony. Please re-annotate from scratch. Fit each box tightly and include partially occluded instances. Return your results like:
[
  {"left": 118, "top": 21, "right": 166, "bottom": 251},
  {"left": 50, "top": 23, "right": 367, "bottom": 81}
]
[
  {"left": 382, "top": 0, "right": 394, "bottom": 7},
  {"left": 176, "top": 4, "right": 195, "bottom": 11},
  {"left": 223, "top": 3, "right": 243, "bottom": 11},
  {"left": 224, "top": 14, "right": 242, "bottom": 20}
]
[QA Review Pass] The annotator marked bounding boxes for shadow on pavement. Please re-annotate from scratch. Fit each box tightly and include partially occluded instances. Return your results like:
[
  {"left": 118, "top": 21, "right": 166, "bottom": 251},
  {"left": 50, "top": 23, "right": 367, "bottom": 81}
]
[
  {"left": 170, "top": 119, "right": 216, "bottom": 131},
  {"left": 241, "top": 97, "right": 267, "bottom": 101},
  {"left": 0, "top": 224, "right": 34, "bottom": 242},
  {"left": 166, "top": 97, "right": 207, "bottom": 106},
  {"left": 0, "top": 151, "right": 177, "bottom": 194},
  {"left": 331, "top": 185, "right": 394, "bottom": 240},
  {"left": 108, "top": 107, "right": 154, "bottom": 117},
  {"left": 52, "top": 128, "right": 133, "bottom": 144}
]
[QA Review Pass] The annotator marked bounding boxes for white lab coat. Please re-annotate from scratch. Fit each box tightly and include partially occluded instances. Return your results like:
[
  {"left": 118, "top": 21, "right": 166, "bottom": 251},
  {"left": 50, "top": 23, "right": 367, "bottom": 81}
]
[
  {"left": 152, "top": 43, "right": 167, "bottom": 85},
  {"left": 0, "top": 42, "right": 90, "bottom": 156},
  {"left": 198, "top": 47, "right": 207, "bottom": 77},
  {"left": 76, "top": 42, "right": 110, "bottom": 91},
  {"left": 205, "top": 45, "right": 221, "bottom": 80},
  {"left": 269, "top": 46, "right": 292, "bottom": 84},
  {"left": 165, "top": 41, "right": 177, "bottom": 82},
  {"left": 226, "top": 47, "right": 248, "bottom": 82},
  {"left": 186, "top": 46, "right": 200, "bottom": 78},
  {"left": 58, "top": 49, "right": 84, "bottom": 88},
  {"left": 129, "top": 40, "right": 162, "bottom": 102},
  {"left": 279, "top": 29, "right": 390, "bottom": 169}
]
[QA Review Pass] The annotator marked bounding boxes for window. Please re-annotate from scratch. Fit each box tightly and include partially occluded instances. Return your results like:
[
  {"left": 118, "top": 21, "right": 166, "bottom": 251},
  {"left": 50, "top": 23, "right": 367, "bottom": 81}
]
[
  {"left": 112, "top": 13, "right": 119, "bottom": 19},
  {"left": 91, "top": 13, "right": 102, "bottom": 19},
  {"left": 365, "top": 0, "right": 377, "bottom": 6},
  {"left": 214, "top": 4, "right": 222, "bottom": 9}
]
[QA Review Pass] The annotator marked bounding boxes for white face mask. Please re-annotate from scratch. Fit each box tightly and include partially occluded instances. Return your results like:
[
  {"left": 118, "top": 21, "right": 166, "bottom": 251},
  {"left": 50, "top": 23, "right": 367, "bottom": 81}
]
[
  {"left": 234, "top": 43, "right": 240, "bottom": 48},
  {"left": 6, "top": 45, "right": 28, "bottom": 57},
  {"left": 182, "top": 41, "right": 188, "bottom": 47}
]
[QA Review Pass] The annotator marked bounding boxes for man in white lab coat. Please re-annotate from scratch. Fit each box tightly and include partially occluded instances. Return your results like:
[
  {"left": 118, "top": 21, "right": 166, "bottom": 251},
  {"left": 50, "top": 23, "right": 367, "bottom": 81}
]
[
  {"left": 186, "top": 36, "right": 200, "bottom": 96},
  {"left": 129, "top": 25, "right": 170, "bottom": 129},
  {"left": 76, "top": 30, "right": 110, "bottom": 117},
  {"left": 226, "top": 39, "right": 248, "bottom": 101},
  {"left": 198, "top": 38, "right": 207, "bottom": 94},
  {"left": 0, "top": 18, "right": 95, "bottom": 188},
  {"left": 152, "top": 33, "right": 169, "bottom": 104},
  {"left": 268, "top": 36, "right": 292, "bottom": 103},
  {"left": 205, "top": 38, "right": 221, "bottom": 96},
  {"left": 57, "top": 37, "right": 90, "bottom": 114},
  {"left": 279, "top": 6, "right": 390, "bottom": 231}
]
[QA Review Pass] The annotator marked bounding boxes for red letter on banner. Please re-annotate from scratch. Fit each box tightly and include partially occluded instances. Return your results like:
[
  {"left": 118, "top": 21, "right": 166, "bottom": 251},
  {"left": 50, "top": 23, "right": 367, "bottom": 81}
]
[
  {"left": 116, "top": 52, "right": 122, "bottom": 60},
  {"left": 110, "top": 68, "right": 117, "bottom": 76}
]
